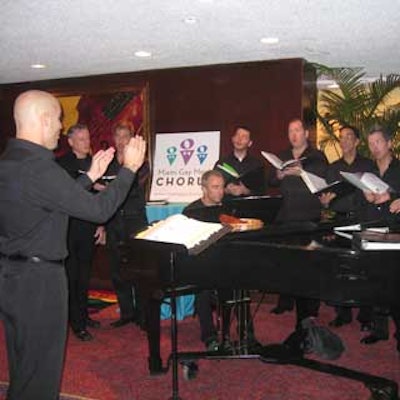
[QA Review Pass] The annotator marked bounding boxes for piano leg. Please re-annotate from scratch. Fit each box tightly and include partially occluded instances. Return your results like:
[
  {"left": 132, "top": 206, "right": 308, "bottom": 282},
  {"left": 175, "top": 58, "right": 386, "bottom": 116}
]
[
  {"left": 145, "top": 296, "right": 164, "bottom": 375},
  {"left": 257, "top": 340, "right": 399, "bottom": 400},
  {"left": 392, "top": 307, "right": 400, "bottom": 353},
  {"left": 289, "top": 357, "right": 399, "bottom": 400}
]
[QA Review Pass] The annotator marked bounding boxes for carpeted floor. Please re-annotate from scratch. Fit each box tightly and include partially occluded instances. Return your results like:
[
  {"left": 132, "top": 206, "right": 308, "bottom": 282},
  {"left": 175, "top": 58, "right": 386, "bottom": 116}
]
[{"left": 0, "top": 300, "right": 399, "bottom": 400}]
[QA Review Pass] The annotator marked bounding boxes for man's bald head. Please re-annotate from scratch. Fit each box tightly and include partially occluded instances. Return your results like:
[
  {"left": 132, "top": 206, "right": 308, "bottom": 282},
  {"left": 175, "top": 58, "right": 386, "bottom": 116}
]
[{"left": 14, "top": 90, "right": 62, "bottom": 150}]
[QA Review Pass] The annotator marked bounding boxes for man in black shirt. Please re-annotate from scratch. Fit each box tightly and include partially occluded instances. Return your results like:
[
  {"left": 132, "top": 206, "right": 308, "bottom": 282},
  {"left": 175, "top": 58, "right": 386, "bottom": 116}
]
[
  {"left": 356, "top": 126, "right": 400, "bottom": 349},
  {"left": 184, "top": 170, "right": 258, "bottom": 351},
  {"left": 105, "top": 123, "right": 149, "bottom": 328},
  {"left": 0, "top": 90, "right": 146, "bottom": 400},
  {"left": 183, "top": 170, "right": 228, "bottom": 350},
  {"left": 215, "top": 125, "right": 265, "bottom": 197},
  {"left": 268, "top": 118, "right": 328, "bottom": 325},
  {"left": 320, "top": 125, "right": 374, "bottom": 219},
  {"left": 269, "top": 118, "right": 328, "bottom": 223},
  {"left": 57, "top": 123, "right": 104, "bottom": 341},
  {"left": 319, "top": 125, "right": 374, "bottom": 329}
]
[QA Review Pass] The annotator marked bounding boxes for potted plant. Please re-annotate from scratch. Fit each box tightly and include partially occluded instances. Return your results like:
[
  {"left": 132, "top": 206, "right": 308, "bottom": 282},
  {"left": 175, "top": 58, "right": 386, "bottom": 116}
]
[{"left": 315, "top": 64, "right": 400, "bottom": 158}]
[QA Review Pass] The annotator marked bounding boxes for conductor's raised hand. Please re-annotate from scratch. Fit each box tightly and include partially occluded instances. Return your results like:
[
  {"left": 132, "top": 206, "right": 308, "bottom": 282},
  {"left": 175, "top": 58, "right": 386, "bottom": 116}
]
[
  {"left": 87, "top": 147, "right": 115, "bottom": 183},
  {"left": 123, "top": 136, "right": 146, "bottom": 173}
]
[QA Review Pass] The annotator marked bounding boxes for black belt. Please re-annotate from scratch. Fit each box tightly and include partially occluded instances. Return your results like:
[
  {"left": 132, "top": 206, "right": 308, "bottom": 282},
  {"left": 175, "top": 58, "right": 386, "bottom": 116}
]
[{"left": 0, "top": 253, "right": 64, "bottom": 265}]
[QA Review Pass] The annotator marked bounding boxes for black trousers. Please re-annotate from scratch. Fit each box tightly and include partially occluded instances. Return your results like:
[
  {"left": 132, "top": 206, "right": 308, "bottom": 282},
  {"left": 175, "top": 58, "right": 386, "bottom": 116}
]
[
  {"left": 392, "top": 307, "right": 400, "bottom": 341},
  {"left": 296, "top": 297, "right": 320, "bottom": 329},
  {"left": 0, "top": 259, "right": 68, "bottom": 400},
  {"left": 65, "top": 233, "right": 95, "bottom": 332},
  {"left": 107, "top": 215, "right": 147, "bottom": 320},
  {"left": 196, "top": 289, "right": 254, "bottom": 343},
  {"left": 334, "top": 305, "right": 373, "bottom": 323}
]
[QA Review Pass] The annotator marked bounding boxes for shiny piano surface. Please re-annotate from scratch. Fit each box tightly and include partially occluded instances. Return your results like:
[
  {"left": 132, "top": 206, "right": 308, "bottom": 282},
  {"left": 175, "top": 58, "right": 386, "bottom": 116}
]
[
  {"left": 121, "top": 218, "right": 400, "bottom": 400},
  {"left": 121, "top": 221, "right": 400, "bottom": 309}
]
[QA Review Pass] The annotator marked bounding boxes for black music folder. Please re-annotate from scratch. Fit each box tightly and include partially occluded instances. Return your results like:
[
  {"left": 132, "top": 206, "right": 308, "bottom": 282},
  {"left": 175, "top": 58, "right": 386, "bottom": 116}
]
[
  {"left": 353, "top": 231, "right": 400, "bottom": 250},
  {"left": 216, "top": 163, "right": 264, "bottom": 189},
  {"left": 300, "top": 170, "right": 355, "bottom": 197},
  {"left": 314, "top": 180, "right": 355, "bottom": 197}
]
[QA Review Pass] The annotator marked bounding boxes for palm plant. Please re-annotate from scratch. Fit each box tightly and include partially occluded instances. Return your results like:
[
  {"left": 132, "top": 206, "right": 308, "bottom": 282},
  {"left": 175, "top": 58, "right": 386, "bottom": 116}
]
[{"left": 315, "top": 64, "right": 400, "bottom": 158}]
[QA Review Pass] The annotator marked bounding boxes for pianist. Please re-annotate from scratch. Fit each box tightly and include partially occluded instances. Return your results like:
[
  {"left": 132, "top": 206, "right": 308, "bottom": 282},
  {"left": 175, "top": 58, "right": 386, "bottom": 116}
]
[{"left": 183, "top": 170, "right": 258, "bottom": 351}]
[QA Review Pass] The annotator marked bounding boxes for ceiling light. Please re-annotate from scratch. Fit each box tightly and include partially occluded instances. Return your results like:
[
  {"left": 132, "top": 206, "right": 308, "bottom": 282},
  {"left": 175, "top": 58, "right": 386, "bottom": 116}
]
[
  {"left": 260, "top": 37, "right": 279, "bottom": 45},
  {"left": 30, "top": 63, "right": 47, "bottom": 69},
  {"left": 134, "top": 51, "right": 152, "bottom": 58},
  {"left": 183, "top": 16, "right": 197, "bottom": 24}
]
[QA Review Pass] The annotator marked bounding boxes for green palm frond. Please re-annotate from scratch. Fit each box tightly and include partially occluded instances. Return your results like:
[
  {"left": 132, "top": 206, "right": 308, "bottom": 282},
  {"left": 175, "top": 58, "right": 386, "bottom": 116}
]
[
  {"left": 365, "top": 74, "right": 400, "bottom": 119},
  {"left": 315, "top": 64, "right": 400, "bottom": 158}
]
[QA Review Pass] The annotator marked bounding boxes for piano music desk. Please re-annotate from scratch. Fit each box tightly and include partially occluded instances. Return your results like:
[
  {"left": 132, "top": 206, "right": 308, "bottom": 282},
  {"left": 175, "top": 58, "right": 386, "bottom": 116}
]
[{"left": 145, "top": 202, "right": 194, "bottom": 320}]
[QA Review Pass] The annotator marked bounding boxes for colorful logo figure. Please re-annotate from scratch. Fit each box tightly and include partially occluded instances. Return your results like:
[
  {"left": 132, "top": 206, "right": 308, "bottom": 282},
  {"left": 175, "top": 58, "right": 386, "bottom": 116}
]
[
  {"left": 196, "top": 144, "right": 208, "bottom": 164},
  {"left": 166, "top": 146, "right": 177, "bottom": 165},
  {"left": 180, "top": 138, "right": 195, "bottom": 165}
]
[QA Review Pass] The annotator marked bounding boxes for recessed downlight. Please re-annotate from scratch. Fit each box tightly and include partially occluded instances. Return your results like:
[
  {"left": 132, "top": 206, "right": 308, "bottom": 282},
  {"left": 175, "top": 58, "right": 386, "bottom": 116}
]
[
  {"left": 134, "top": 51, "right": 152, "bottom": 58},
  {"left": 183, "top": 16, "right": 197, "bottom": 24},
  {"left": 260, "top": 37, "right": 279, "bottom": 45},
  {"left": 30, "top": 63, "right": 47, "bottom": 69}
]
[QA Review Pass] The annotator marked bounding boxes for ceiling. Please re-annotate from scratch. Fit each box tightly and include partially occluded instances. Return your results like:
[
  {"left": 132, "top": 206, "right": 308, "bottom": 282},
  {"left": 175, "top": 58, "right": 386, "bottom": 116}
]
[{"left": 1, "top": 0, "right": 399, "bottom": 85}]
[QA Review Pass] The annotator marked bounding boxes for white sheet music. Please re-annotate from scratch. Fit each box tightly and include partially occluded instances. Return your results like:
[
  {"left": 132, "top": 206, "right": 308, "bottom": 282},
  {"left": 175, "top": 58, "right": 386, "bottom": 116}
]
[{"left": 136, "top": 214, "right": 226, "bottom": 250}]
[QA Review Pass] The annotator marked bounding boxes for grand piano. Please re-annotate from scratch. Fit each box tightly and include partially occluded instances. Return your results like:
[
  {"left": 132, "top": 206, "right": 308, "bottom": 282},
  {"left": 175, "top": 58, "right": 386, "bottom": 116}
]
[{"left": 120, "top": 196, "right": 400, "bottom": 400}]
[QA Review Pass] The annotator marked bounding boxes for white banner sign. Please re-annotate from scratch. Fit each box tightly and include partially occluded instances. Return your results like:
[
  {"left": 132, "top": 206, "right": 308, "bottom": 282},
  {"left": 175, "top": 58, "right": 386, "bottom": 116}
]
[{"left": 150, "top": 131, "right": 220, "bottom": 202}]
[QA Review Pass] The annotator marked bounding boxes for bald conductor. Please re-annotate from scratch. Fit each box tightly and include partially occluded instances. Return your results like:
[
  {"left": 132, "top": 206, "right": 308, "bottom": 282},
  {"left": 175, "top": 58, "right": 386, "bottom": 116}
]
[{"left": 0, "top": 90, "right": 146, "bottom": 400}]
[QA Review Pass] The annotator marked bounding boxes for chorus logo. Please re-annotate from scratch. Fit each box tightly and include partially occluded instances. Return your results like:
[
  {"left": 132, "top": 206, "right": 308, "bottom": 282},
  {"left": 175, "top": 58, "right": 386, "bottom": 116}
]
[{"left": 166, "top": 138, "right": 208, "bottom": 165}]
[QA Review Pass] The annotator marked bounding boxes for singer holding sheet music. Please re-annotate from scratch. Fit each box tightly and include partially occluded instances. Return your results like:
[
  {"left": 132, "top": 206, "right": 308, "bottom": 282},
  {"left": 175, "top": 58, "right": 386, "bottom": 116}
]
[
  {"left": 358, "top": 126, "right": 400, "bottom": 223},
  {"left": 319, "top": 125, "right": 374, "bottom": 329},
  {"left": 268, "top": 118, "right": 328, "bottom": 223},
  {"left": 267, "top": 118, "right": 328, "bottom": 324},
  {"left": 320, "top": 125, "right": 374, "bottom": 220},
  {"left": 214, "top": 125, "right": 265, "bottom": 197},
  {"left": 356, "top": 125, "right": 400, "bottom": 349}
]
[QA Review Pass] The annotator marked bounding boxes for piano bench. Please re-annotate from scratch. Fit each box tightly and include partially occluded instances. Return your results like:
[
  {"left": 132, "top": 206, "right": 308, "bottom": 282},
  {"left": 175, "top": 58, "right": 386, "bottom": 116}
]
[{"left": 163, "top": 284, "right": 198, "bottom": 296}]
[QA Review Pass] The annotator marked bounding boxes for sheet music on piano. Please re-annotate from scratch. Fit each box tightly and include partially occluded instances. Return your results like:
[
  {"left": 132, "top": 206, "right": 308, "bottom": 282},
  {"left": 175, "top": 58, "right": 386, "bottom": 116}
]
[
  {"left": 333, "top": 224, "right": 400, "bottom": 250},
  {"left": 353, "top": 231, "right": 400, "bottom": 250},
  {"left": 135, "top": 214, "right": 232, "bottom": 255}
]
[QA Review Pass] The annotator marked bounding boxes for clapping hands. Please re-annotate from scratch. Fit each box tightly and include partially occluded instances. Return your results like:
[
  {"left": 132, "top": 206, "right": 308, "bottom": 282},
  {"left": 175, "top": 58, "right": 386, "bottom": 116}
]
[
  {"left": 87, "top": 148, "right": 115, "bottom": 183},
  {"left": 123, "top": 136, "right": 146, "bottom": 173}
]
